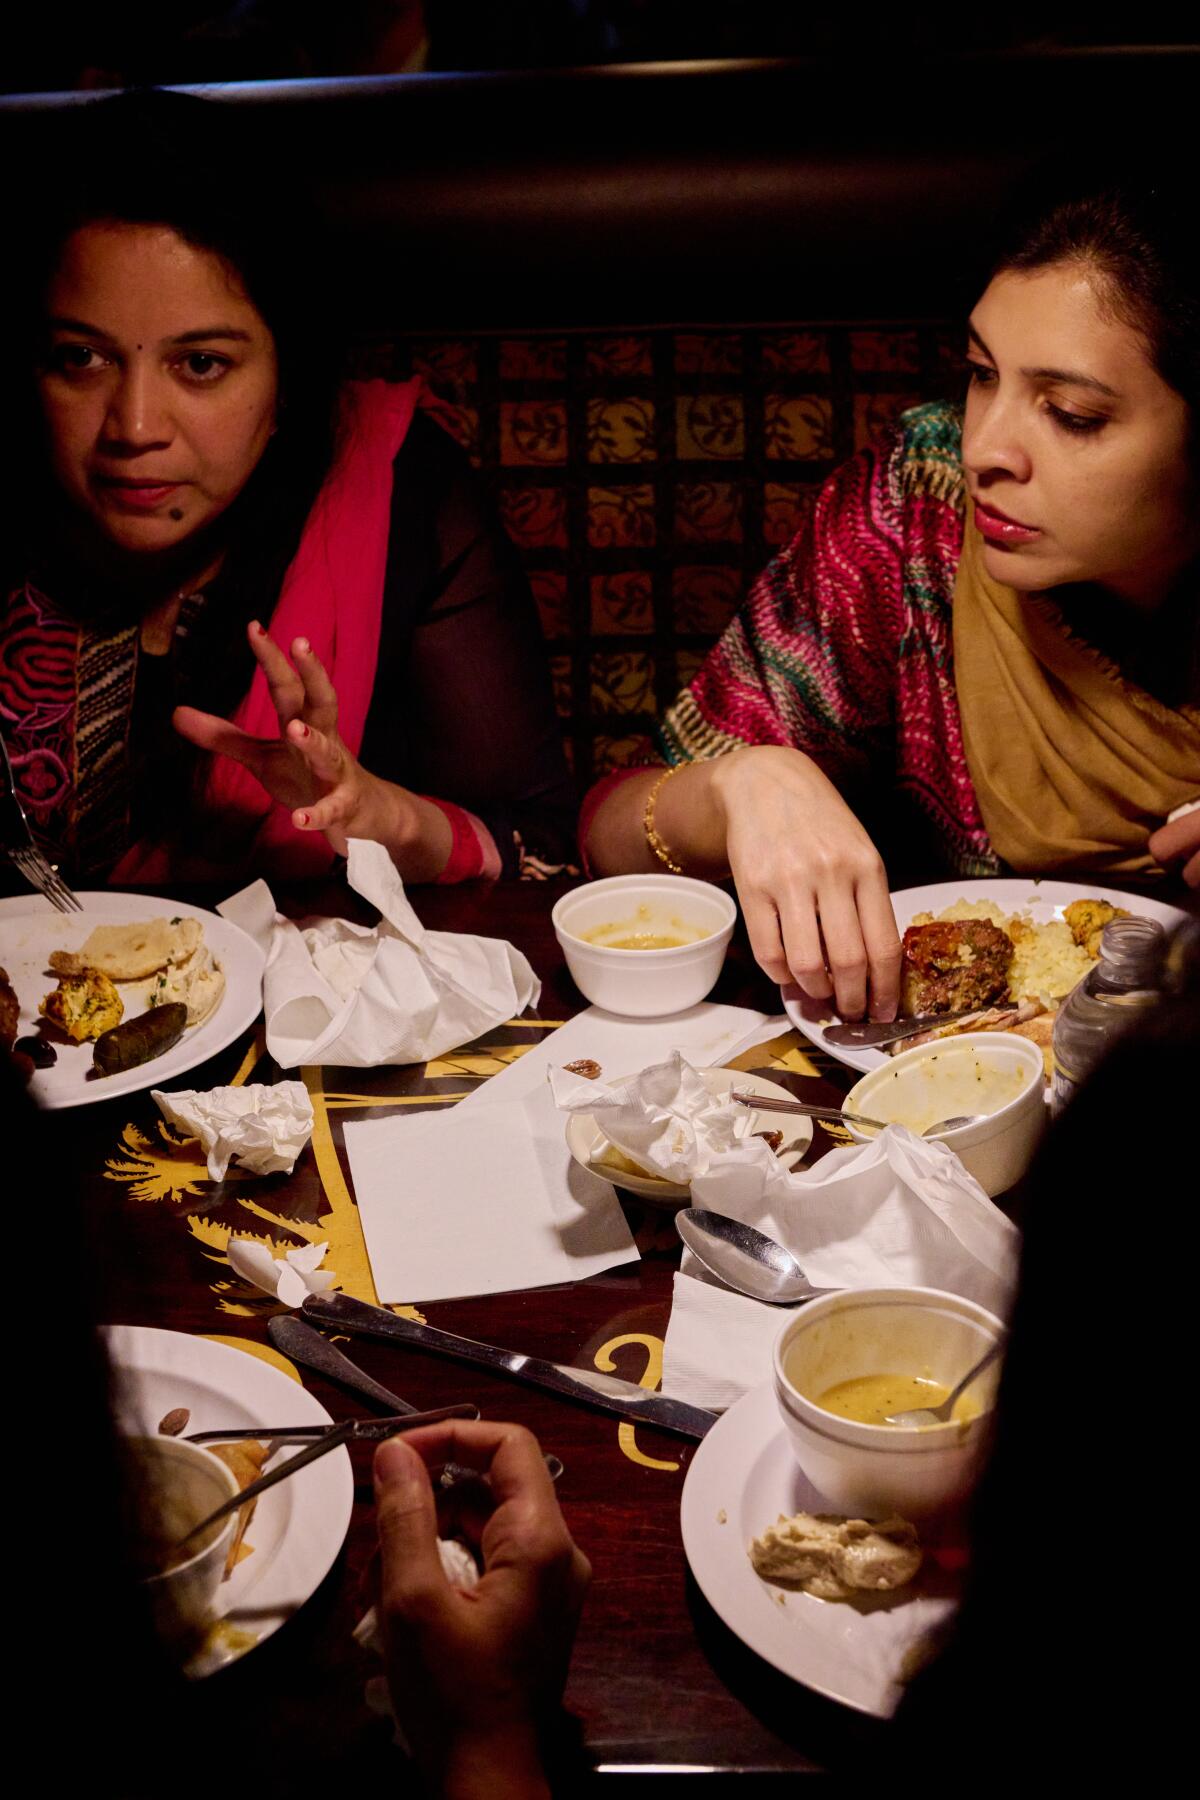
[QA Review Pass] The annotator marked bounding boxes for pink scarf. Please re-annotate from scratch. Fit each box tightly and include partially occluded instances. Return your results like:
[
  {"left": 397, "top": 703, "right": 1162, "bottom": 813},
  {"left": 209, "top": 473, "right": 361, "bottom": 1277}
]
[{"left": 112, "top": 378, "right": 422, "bottom": 882}]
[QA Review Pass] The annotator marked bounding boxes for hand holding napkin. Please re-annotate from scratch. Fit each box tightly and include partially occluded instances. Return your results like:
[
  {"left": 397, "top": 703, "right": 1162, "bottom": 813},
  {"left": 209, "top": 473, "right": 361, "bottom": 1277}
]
[
  {"left": 219, "top": 838, "right": 539, "bottom": 1068},
  {"left": 549, "top": 1049, "right": 757, "bottom": 1181},
  {"left": 153, "top": 1081, "right": 314, "bottom": 1180},
  {"left": 663, "top": 1127, "right": 1021, "bottom": 1411}
]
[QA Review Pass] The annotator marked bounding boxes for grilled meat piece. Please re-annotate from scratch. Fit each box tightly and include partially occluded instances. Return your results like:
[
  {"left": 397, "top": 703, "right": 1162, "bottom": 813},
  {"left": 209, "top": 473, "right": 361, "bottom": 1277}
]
[{"left": 899, "top": 918, "right": 1013, "bottom": 1016}]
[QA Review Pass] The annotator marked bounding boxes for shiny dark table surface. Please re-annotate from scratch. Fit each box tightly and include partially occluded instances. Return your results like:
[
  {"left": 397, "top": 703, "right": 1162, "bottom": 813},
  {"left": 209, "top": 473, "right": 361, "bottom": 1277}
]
[{"left": 66, "top": 876, "right": 897, "bottom": 1785}]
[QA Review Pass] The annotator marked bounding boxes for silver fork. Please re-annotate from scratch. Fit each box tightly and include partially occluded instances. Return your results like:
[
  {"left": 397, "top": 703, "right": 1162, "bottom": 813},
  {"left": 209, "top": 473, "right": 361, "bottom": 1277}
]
[{"left": 0, "top": 730, "right": 82, "bottom": 912}]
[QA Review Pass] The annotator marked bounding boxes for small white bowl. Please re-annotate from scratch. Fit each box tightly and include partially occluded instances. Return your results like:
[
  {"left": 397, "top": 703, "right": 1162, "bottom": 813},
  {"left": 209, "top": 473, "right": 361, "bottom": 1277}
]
[
  {"left": 773, "top": 1287, "right": 1004, "bottom": 1519},
  {"left": 129, "top": 1435, "right": 240, "bottom": 1651},
  {"left": 843, "top": 1031, "right": 1046, "bottom": 1196},
  {"left": 552, "top": 874, "right": 736, "bottom": 1018}
]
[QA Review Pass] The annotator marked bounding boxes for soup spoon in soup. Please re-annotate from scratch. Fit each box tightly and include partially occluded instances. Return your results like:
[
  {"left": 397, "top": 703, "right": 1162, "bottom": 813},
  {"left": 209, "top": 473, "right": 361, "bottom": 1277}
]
[{"left": 884, "top": 1338, "right": 1006, "bottom": 1426}]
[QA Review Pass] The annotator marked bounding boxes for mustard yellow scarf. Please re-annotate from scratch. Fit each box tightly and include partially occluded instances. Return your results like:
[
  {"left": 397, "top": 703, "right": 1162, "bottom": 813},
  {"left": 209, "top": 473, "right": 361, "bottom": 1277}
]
[{"left": 952, "top": 520, "right": 1200, "bottom": 875}]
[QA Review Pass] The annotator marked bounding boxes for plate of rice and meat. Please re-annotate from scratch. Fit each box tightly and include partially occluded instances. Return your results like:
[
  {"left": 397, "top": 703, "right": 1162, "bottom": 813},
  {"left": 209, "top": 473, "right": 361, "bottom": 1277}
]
[{"left": 783, "top": 879, "right": 1190, "bottom": 1077}]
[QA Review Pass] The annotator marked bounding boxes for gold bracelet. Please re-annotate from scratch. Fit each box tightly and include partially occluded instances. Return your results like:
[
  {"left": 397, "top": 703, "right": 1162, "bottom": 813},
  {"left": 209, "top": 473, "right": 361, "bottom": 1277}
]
[{"left": 644, "top": 764, "right": 685, "bottom": 874}]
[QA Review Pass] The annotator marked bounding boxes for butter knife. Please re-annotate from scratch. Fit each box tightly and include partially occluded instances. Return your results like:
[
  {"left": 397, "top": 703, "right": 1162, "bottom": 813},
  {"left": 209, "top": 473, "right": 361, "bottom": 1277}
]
[
  {"left": 268, "top": 1315, "right": 565, "bottom": 1482},
  {"left": 824, "top": 1008, "right": 983, "bottom": 1048},
  {"left": 301, "top": 1293, "right": 717, "bottom": 1441}
]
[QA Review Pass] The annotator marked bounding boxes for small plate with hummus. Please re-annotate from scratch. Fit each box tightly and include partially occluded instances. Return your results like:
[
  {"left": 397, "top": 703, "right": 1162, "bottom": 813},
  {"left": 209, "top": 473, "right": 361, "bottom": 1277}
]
[
  {"left": 0, "top": 891, "right": 265, "bottom": 1107},
  {"left": 680, "top": 1384, "right": 960, "bottom": 1717},
  {"left": 784, "top": 877, "right": 1189, "bottom": 1077}
]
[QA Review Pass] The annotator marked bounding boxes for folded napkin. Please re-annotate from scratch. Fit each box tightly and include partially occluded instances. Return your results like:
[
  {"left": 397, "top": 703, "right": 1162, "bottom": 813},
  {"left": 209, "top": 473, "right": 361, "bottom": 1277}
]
[
  {"left": 549, "top": 1049, "right": 757, "bottom": 1182},
  {"left": 153, "top": 1081, "right": 314, "bottom": 1180},
  {"left": 219, "top": 838, "right": 539, "bottom": 1068},
  {"left": 662, "top": 1127, "right": 1021, "bottom": 1410}
]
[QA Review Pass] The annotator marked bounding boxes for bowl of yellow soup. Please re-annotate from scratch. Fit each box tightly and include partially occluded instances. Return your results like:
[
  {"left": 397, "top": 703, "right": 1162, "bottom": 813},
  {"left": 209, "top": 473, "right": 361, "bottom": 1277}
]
[
  {"left": 773, "top": 1287, "right": 1005, "bottom": 1518},
  {"left": 842, "top": 1033, "right": 1046, "bottom": 1196},
  {"left": 552, "top": 875, "right": 736, "bottom": 1017}
]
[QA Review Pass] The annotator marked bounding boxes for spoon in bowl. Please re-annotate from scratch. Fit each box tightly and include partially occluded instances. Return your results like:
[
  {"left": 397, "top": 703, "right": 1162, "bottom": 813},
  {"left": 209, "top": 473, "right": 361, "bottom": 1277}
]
[
  {"left": 884, "top": 1339, "right": 1006, "bottom": 1426},
  {"left": 675, "top": 1207, "right": 827, "bottom": 1305},
  {"left": 732, "top": 1090, "right": 982, "bottom": 1138}
]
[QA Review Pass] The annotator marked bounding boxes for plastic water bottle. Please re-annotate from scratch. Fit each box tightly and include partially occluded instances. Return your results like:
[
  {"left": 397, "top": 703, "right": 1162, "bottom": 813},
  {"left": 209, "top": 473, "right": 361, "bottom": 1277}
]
[{"left": 1051, "top": 916, "right": 1164, "bottom": 1116}]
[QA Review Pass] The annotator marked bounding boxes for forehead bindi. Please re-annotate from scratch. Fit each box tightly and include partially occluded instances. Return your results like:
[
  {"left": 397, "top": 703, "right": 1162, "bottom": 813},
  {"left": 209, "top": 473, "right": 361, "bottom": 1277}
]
[{"left": 48, "top": 223, "right": 266, "bottom": 347}]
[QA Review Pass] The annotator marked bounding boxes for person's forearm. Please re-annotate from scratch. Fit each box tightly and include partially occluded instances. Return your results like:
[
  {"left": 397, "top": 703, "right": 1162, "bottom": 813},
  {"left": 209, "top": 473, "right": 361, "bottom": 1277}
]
[
  {"left": 373, "top": 781, "right": 455, "bottom": 881},
  {"left": 434, "top": 1723, "right": 551, "bottom": 1800},
  {"left": 584, "top": 758, "right": 737, "bottom": 878}
]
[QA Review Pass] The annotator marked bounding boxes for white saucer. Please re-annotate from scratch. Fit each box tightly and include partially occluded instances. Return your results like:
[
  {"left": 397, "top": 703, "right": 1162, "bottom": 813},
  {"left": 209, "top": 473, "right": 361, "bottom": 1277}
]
[{"left": 680, "top": 1384, "right": 960, "bottom": 1718}]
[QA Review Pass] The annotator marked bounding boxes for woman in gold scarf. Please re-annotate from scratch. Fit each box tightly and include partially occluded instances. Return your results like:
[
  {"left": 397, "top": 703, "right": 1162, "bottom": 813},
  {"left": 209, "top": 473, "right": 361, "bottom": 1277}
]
[{"left": 584, "top": 160, "right": 1199, "bottom": 1021}]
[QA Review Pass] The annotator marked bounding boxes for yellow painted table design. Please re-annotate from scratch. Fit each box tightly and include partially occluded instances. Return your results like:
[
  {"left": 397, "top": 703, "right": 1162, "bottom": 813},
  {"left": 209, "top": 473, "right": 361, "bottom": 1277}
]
[{"left": 104, "top": 1018, "right": 831, "bottom": 1468}]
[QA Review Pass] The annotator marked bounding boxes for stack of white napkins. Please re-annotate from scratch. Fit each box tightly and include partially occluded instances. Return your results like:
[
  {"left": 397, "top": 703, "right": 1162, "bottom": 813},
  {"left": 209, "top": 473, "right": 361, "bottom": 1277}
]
[
  {"left": 663, "top": 1128, "right": 1021, "bottom": 1411},
  {"left": 549, "top": 1049, "right": 760, "bottom": 1182},
  {"left": 343, "top": 1004, "right": 779, "bottom": 1305},
  {"left": 218, "top": 838, "right": 539, "bottom": 1068}
]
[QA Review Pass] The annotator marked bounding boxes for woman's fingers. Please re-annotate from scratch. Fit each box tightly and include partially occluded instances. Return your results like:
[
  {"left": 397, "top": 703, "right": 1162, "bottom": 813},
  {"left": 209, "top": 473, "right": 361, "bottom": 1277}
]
[
  {"left": 778, "top": 889, "right": 836, "bottom": 1004},
  {"left": 292, "top": 637, "right": 339, "bottom": 726},
  {"left": 739, "top": 889, "right": 793, "bottom": 988},
  {"left": 287, "top": 718, "right": 345, "bottom": 785},
  {"left": 172, "top": 705, "right": 266, "bottom": 768},
  {"left": 812, "top": 881, "right": 870, "bottom": 1019},
  {"left": 854, "top": 870, "right": 903, "bottom": 1021},
  {"left": 248, "top": 620, "right": 305, "bottom": 723}
]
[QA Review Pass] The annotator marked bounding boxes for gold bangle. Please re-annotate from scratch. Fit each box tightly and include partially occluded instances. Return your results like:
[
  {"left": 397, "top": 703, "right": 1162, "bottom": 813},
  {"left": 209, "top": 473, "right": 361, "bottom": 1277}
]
[{"left": 644, "top": 764, "right": 685, "bottom": 874}]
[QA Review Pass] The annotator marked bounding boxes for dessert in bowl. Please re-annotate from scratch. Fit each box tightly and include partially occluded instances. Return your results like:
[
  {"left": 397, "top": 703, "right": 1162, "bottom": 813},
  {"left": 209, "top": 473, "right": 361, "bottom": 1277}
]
[
  {"left": 773, "top": 1287, "right": 1005, "bottom": 1519},
  {"left": 551, "top": 874, "right": 736, "bottom": 1017}
]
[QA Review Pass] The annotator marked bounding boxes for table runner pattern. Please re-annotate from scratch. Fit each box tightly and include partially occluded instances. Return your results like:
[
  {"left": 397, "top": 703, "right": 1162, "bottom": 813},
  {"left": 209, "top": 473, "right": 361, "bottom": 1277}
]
[{"left": 99, "top": 1017, "right": 852, "bottom": 1468}]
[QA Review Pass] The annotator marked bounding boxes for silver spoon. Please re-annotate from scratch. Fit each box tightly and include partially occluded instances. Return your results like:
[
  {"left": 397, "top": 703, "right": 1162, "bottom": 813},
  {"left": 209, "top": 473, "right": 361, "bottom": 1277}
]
[
  {"left": 731, "top": 1090, "right": 982, "bottom": 1139},
  {"left": 676, "top": 1207, "right": 826, "bottom": 1306},
  {"left": 884, "top": 1340, "right": 1006, "bottom": 1427}
]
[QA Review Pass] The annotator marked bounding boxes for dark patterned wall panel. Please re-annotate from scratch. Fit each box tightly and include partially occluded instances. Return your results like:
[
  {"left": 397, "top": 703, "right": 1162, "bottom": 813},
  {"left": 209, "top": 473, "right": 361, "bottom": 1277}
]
[{"left": 353, "top": 322, "right": 958, "bottom": 786}]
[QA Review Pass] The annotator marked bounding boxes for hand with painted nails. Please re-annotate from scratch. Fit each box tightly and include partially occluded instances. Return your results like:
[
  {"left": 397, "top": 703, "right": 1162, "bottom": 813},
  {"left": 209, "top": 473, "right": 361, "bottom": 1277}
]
[
  {"left": 173, "top": 620, "right": 453, "bottom": 875},
  {"left": 372, "top": 1419, "right": 590, "bottom": 1800}
]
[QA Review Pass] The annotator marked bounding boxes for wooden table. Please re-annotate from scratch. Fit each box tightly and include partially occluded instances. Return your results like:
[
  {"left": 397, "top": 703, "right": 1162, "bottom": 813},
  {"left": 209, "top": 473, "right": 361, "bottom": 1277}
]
[{"left": 70, "top": 878, "right": 891, "bottom": 1786}]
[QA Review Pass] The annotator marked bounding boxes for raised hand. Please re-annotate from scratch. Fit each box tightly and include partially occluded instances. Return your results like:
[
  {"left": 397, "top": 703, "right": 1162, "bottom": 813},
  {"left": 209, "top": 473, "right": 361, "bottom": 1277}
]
[{"left": 173, "top": 619, "right": 448, "bottom": 868}]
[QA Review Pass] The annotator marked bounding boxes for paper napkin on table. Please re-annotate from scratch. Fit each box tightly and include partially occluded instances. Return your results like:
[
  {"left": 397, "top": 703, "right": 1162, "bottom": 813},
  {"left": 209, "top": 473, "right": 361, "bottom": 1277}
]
[
  {"left": 152, "top": 1081, "right": 314, "bottom": 1181},
  {"left": 343, "top": 1003, "right": 774, "bottom": 1305},
  {"left": 662, "top": 1127, "right": 1021, "bottom": 1411},
  {"left": 225, "top": 1237, "right": 336, "bottom": 1306},
  {"left": 218, "top": 838, "right": 539, "bottom": 1069},
  {"left": 548, "top": 1049, "right": 760, "bottom": 1182}
]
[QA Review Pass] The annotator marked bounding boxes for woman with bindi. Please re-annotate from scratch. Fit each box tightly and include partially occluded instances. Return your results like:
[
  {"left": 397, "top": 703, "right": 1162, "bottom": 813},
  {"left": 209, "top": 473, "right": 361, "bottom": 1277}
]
[{"left": 1, "top": 90, "right": 574, "bottom": 888}]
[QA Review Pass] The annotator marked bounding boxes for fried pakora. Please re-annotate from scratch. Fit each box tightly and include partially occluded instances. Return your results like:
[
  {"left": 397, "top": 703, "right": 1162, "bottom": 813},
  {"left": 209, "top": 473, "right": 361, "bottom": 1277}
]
[{"left": 39, "top": 967, "right": 123, "bottom": 1042}]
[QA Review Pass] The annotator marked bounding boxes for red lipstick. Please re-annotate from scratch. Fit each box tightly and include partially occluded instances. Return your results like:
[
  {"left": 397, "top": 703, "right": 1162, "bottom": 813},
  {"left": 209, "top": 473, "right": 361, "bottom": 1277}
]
[
  {"left": 95, "top": 478, "right": 182, "bottom": 512},
  {"left": 973, "top": 499, "right": 1041, "bottom": 546}
]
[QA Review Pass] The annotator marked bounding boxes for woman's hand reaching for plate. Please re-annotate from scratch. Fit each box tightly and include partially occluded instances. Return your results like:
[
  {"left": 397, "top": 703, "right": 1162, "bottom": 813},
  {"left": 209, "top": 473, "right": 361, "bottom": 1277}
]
[
  {"left": 711, "top": 747, "right": 902, "bottom": 1021},
  {"left": 173, "top": 621, "right": 453, "bottom": 878}
]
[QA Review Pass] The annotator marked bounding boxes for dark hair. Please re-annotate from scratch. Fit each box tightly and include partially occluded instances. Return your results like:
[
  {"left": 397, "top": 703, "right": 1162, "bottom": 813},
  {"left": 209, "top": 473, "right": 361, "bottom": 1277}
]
[
  {"left": 987, "top": 154, "right": 1199, "bottom": 423},
  {"left": 16, "top": 88, "right": 344, "bottom": 572}
]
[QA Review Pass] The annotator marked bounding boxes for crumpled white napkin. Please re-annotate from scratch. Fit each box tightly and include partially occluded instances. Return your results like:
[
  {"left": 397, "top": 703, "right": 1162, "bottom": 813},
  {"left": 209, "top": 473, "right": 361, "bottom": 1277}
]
[
  {"left": 662, "top": 1126, "right": 1021, "bottom": 1410},
  {"left": 225, "top": 1237, "right": 336, "bottom": 1307},
  {"left": 218, "top": 838, "right": 539, "bottom": 1068},
  {"left": 548, "top": 1049, "right": 757, "bottom": 1182},
  {"left": 152, "top": 1080, "right": 314, "bottom": 1180}
]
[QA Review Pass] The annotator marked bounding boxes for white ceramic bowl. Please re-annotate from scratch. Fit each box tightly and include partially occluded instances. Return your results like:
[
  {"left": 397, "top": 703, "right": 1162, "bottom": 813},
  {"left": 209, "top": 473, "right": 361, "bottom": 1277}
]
[
  {"left": 551, "top": 874, "right": 736, "bottom": 1018},
  {"left": 773, "top": 1287, "right": 1005, "bottom": 1519},
  {"left": 843, "top": 1031, "right": 1046, "bottom": 1196},
  {"left": 129, "top": 1435, "right": 239, "bottom": 1651}
]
